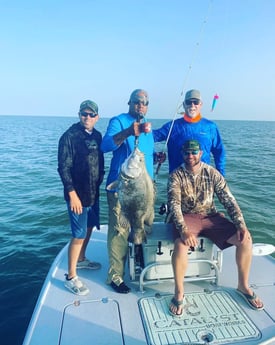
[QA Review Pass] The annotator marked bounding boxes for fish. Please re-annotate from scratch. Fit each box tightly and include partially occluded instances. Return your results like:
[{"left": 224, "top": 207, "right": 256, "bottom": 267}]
[{"left": 107, "top": 148, "right": 155, "bottom": 244}]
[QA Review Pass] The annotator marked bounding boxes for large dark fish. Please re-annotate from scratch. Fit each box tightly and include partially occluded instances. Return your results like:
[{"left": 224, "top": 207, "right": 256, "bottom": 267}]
[{"left": 107, "top": 148, "right": 155, "bottom": 244}]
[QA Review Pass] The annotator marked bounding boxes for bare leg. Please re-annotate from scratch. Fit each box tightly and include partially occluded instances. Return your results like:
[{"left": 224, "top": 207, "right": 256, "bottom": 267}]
[
  {"left": 227, "top": 233, "right": 263, "bottom": 309},
  {"left": 67, "top": 238, "right": 84, "bottom": 279},
  {"left": 78, "top": 227, "right": 93, "bottom": 261},
  {"left": 169, "top": 238, "right": 189, "bottom": 316}
]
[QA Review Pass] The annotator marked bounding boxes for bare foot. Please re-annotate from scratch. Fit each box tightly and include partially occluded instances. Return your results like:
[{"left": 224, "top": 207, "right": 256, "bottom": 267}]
[{"left": 169, "top": 296, "right": 184, "bottom": 316}]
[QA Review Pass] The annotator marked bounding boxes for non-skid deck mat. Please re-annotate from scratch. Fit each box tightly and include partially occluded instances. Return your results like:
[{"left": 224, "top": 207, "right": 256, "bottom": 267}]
[{"left": 139, "top": 290, "right": 260, "bottom": 345}]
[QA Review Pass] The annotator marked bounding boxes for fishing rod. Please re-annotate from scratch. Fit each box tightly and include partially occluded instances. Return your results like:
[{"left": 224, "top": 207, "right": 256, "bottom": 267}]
[
  {"left": 155, "top": 0, "right": 213, "bottom": 176},
  {"left": 134, "top": 112, "right": 143, "bottom": 148}
]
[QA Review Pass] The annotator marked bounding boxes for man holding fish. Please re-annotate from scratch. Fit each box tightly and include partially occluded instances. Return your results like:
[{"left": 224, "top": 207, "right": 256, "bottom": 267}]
[{"left": 101, "top": 89, "right": 156, "bottom": 294}]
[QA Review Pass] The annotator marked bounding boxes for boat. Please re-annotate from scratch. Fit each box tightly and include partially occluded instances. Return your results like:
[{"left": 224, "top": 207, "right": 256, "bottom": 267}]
[{"left": 23, "top": 222, "right": 275, "bottom": 345}]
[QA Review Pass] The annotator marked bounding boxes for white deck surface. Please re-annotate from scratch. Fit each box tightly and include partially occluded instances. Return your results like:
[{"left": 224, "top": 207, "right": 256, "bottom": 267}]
[{"left": 23, "top": 225, "right": 275, "bottom": 345}]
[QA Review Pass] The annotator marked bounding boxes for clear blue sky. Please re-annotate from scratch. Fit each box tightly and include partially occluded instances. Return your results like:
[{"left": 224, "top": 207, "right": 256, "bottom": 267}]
[{"left": 1, "top": 0, "right": 274, "bottom": 120}]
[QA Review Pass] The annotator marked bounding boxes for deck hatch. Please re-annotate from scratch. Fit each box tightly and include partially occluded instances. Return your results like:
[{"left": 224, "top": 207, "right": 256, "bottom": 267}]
[
  {"left": 139, "top": 291, "right": 260, "bottom": 345},
  {"left": 59, "top": 298, "right": 125, "bottom": 345}
]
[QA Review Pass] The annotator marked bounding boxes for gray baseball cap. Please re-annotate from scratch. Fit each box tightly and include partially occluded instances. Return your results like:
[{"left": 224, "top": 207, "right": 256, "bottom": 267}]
[{"left": 184, "top": 89, "right": 201, "bottom": 101}]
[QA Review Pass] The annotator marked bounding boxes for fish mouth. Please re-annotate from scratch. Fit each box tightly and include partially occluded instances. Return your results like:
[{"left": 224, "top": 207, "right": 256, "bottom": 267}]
[{"left": 120, "top": 170, "right": 141, "bottom": 179}]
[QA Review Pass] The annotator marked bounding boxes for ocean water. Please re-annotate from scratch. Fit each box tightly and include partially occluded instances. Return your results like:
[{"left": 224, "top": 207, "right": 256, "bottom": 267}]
[{"left": 0, "top": 115, "right": 274, "bottom": 345}]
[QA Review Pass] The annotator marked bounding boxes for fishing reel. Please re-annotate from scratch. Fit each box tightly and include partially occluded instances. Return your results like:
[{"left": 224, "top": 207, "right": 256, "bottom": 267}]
[{"left": 158, "top": 203, "right": 168, "bottom": 215}]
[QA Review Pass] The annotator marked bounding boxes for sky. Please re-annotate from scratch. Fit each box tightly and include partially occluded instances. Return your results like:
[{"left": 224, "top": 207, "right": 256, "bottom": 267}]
[{"left": 0, "top": 0, "right": 274, "bottom": 121}]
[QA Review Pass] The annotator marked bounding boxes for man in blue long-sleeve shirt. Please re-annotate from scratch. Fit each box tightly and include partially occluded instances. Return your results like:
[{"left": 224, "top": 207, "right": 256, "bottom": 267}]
[
  {"left": 101, "top": 89, "right": 154, "bottom": 294},
  {"left": 153, "top": 89, "right": 226, "bottom": 176}
]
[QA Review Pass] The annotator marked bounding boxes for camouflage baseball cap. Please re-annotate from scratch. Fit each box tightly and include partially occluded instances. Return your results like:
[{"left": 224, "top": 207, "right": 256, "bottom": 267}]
[
  {"left": 79, "top": 100, "right": 98, "bottom": 113},
  {"left": 182, "top": 140, "right": 201, "bottom": 151}
]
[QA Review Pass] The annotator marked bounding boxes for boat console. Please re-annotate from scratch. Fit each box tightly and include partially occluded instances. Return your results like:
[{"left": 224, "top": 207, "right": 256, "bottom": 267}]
[{"left": 128, "top": 222, "right": 223, "bottom": 292}]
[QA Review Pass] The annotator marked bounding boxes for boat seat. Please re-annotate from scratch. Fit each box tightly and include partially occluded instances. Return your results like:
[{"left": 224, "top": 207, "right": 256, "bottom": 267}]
[{"left": 128, "top": 222, "right": 223, "bottom": 292}]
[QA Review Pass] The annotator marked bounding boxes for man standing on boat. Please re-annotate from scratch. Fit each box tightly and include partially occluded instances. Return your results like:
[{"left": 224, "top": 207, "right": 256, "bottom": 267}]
[
  {"left": 167, "top": 139, "right": 264, "bottom": 316},
  {"left": 58, "top": 100, "right": 105, "bottom": 295},
  {"left": 101, "top": 89, "right": 154, "bottom": 294},
  {"left": 153, "top": 89, "right": 226, "bottom": 175}
]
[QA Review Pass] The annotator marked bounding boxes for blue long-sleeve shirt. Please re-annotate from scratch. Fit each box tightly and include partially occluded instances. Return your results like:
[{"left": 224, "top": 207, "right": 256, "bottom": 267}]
[
  {"left": 153, "top": 117, "right": 226, "bottom": 175},
  {"left": 101, "top": 113, "right": 154, "bottom": 189}
]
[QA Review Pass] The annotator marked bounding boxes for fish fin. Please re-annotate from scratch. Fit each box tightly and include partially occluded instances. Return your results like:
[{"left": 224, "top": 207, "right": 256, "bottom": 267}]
[
  {"left": 128, "top": 230, "right": 146, "bottom": 245},
  {"left": 144, "top": 211, "right": 155, "bottom": 229},
  {"left": 106, "top": 181, "right": 118, "bottom": 191},
  {"left": 119, "top": 214, "right": 130, "bottom": 229}
]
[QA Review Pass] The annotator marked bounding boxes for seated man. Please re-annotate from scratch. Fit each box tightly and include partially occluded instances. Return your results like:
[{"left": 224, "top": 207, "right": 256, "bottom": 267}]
[{"left": 167, "top": 139, "right": 263, "bottom": 316}]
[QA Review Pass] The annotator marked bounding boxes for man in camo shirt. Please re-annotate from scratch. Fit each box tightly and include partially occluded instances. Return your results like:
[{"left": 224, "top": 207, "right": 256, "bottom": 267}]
[{"left": 167, "top": 140, "right": 263, "bottom": 316}]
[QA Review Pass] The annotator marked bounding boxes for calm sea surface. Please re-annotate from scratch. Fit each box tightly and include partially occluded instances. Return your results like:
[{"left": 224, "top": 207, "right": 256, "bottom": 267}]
[{"left": 0, "top": 116, "right": 274, "bottom": 345}]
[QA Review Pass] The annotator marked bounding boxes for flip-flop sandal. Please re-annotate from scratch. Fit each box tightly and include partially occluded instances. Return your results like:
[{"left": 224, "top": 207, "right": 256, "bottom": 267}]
[
  {"left": 169, "top": 297, "right": 184, "bottom": 317},
  {"left": 236, "top": 289, "right": 264, "bottom": 311}
]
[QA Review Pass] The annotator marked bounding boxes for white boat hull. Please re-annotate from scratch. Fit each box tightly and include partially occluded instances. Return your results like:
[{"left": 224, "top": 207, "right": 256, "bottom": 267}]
[{"left": 23, "top": 224, "right": 275, "bottom": 345}]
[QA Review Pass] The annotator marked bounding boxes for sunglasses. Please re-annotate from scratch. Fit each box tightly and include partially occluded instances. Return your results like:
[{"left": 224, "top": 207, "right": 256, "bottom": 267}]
[
  {"left": 185, "top": 99, "right": 200, "bottom": 106},
  {"left": 183, "top": 150, "right": 200, "bottom": 156},
  {"left": 80, "top": 111, "right": 98, "bottom": 118},
  {"left": 132, "top": 101, "right": 149, "bottom": 106}
]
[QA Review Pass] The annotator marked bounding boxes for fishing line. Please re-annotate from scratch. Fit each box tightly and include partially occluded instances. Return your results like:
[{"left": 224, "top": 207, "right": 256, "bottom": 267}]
[{"left": 155, "top": 0, "right": 213, "bottom": 176}]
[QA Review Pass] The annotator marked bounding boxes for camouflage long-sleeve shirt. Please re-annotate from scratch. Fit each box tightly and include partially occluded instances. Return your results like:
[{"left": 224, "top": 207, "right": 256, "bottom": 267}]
[{"left": 167, "top": 162, "right": 246, "bottom": 234}]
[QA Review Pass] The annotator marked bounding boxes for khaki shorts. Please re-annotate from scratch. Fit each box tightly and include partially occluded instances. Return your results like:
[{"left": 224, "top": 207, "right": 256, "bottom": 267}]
[{"left": 173, "top": 213, "right": 237, "bottom": 250}]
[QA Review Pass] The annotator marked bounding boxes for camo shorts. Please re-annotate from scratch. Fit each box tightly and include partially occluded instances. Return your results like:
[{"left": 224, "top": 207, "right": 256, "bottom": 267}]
[{"left": 172, "top": 212, "right": 237, "bottom": 250}]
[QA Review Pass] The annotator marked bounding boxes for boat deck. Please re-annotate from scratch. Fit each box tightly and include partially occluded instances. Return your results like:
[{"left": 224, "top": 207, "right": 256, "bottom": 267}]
[{"left": 23, "top": 225, "right": 275, "bottom": 345}]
